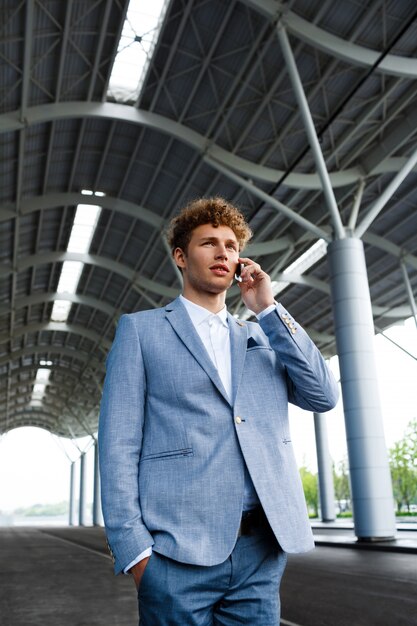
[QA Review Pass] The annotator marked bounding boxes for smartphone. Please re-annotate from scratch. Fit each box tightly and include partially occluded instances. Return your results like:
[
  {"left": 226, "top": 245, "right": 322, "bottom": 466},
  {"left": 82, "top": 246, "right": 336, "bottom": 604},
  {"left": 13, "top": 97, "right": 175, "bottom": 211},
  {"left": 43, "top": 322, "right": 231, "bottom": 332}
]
[{"left": 234, "top": 263, "right": 244, "bottom": 282}]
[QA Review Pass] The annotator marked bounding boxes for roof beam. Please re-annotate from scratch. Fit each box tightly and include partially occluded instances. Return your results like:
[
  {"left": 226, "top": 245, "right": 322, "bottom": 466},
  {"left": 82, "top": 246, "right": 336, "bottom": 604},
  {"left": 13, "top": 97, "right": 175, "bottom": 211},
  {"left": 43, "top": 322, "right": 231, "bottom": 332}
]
[
  {"left": 1, "top": 389, "right": 99, "bottom": 416},
  {"left": 276, "top": 24, "right": 345, "bottom": 240},
  {"left": 0, "top": 363, "right": 89, "bottom": 384},
  {"left": 285, "top": 11, "right": 417, "bottom": 79},
  {"left": 0, "top": 405, "right": 91, "bottom": 438},
  {"left": 204, "top": 154, "right": 330, "bottom": 241},
  {"left": 0, "top": 345, "right": 103, "bottom": 371},
  {"left": 0, "top": 292, "right": 116, "bottom": 319},
  {"left": 0, "top": 322, "right": 112, "bottom": 351},
  {"left": 0, "top": 191, "right": 164, "bottom": 229},
  {"left": 2, "top": 102, "right": 416, "bottom": 191},
  {"left": 21, "top": 0, "right": 34, "bottom": 120},
  {"left": 0, "top": 411, "right": 68, "bottom": 435},
  {"left": 356, "top": 145, "right": 417, "bottom": 238},
  {"left": 0, "top": 103, "right": 363, "bottom": 189},
  {"left": 0, "top": 250, "right": 179, "bottom": 299},
  {"left": 363, "top": 232, "right": 417, "bottom": 272},
  {"left": 240, "top": 1, "right": 417, "bottom": 78},
  {"left": 359, "top": 106, "right": 417, "bottom": 176}
]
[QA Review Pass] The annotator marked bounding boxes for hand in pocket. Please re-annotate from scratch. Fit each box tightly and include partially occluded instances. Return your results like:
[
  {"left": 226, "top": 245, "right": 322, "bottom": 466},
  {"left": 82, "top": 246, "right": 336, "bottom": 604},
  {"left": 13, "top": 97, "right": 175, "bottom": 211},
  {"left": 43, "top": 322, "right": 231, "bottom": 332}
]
[{"left": 130, "top": 556, "right": 151, "bottom": 590}]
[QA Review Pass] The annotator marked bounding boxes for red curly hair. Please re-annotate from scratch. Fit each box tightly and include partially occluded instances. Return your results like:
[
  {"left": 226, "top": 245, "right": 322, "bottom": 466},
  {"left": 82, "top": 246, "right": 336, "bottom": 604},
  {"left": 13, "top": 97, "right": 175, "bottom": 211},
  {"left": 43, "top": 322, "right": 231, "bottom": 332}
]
[{"left": 167, "top": 197, "right": 252, "bottom": 253}]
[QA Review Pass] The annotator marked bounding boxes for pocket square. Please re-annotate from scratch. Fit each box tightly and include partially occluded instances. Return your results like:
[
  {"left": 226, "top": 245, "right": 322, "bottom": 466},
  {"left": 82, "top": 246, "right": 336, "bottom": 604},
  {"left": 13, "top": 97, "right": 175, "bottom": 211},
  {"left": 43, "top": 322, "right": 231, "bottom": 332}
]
[{"left": 246, "top": 337, "right": 259, "bottom": 349}]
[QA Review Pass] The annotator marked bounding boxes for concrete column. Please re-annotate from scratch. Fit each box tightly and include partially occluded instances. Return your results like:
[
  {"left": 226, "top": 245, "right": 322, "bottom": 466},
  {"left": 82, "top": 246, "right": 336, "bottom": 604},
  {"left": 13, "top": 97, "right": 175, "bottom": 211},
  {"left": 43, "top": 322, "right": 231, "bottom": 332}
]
[
  {"left": 92, "top": 442, "right": 103, "bottom": 526},
  {"left": 69, "top": 461, "right": 76, "bottom": 526},
  {"left": 78, "top": 453, "right": 87, "bottom": 526},
  {"left": 314, "top": 412, "right": 336, "bottom": 522},
  {"left": 327, "top": 237, "right": 396, "bottom": 540}
]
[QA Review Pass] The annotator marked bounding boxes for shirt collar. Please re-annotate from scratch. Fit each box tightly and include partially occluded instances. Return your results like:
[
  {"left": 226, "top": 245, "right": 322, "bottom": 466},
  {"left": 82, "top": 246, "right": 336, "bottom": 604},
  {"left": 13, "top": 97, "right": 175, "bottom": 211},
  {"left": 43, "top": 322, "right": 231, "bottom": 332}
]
[{"left": 180, "top": 295, "right": 228, "bottom": 328}]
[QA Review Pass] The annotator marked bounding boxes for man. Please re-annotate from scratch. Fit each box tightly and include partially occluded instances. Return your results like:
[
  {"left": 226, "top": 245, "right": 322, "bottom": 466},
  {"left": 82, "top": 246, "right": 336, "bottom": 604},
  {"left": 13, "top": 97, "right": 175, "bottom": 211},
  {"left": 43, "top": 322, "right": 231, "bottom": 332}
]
[{"left": 98, "top": 197, "right": 339, "bottom": 625}]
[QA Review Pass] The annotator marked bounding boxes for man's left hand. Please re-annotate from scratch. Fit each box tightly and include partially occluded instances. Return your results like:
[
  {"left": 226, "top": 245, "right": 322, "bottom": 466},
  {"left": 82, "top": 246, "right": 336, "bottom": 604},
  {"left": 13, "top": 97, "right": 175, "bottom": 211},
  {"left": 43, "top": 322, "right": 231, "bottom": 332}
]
[{"left": 237, "top": 257, "right": 275, "bottom": 315}]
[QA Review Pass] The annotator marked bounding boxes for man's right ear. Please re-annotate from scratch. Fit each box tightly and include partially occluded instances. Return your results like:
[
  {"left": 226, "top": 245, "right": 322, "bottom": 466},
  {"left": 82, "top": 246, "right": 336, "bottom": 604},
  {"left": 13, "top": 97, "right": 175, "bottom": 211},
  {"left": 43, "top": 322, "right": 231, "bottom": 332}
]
[{"left": 173, "top": 247, "right": 186, "bottom": 270}]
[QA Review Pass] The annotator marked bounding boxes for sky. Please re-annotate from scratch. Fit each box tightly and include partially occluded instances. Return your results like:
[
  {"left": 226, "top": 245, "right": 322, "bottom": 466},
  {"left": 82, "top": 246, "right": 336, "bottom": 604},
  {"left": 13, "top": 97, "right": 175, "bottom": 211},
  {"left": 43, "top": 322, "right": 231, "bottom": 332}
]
[
  {"left": 289, "top": 316, "right": 417, "bottom": 471},
  {"left": 0, "top": 316, "right": 416, "bottom": 513}
]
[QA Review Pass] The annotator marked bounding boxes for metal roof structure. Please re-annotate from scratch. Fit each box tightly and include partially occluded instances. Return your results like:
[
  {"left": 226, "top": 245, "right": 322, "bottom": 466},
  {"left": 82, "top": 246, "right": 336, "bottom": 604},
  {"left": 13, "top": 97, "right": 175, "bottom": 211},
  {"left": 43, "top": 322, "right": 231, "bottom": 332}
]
[{"left": 1, "top": 0, "right": 417, "bottom": 438}]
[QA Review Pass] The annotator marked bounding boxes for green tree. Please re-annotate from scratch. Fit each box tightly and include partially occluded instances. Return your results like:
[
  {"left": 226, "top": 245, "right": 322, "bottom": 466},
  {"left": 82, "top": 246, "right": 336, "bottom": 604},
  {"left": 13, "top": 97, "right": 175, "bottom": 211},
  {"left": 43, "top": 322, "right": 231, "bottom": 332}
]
[
  {"left": 299, "top": 466, "right": 319, "bottom": 517},
  {"left": 408, "top": 418, "right": 417, "bottom": 468},
  {"left": 389, "top": 419, "right": 417, "bottom": 513},
  {"left": 14, "top": 501, "right": 69, "bottom": 517},
  {"left": 333, "top": 458, "right": 350, "bottom": 512}
]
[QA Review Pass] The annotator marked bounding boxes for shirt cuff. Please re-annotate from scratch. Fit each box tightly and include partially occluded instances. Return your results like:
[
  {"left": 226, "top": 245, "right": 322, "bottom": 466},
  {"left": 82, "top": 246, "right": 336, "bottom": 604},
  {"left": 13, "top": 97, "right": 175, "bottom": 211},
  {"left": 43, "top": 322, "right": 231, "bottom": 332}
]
[
  {"left": 256, "top": 302, "right": 277, "bottom": 320},
  {"left": 123, "top": 547, "right": 153, "bottom": 574}
]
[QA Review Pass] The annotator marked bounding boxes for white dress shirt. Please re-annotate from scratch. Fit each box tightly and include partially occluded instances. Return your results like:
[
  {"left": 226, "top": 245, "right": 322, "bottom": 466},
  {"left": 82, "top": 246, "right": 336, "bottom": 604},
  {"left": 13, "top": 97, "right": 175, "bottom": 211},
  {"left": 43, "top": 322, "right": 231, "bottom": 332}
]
[
  {"left": 125, "top": 297, "right": 275, "bottom": 573},
  {"left": 180, "top": 295, "right": 261, "bottom": 511}
]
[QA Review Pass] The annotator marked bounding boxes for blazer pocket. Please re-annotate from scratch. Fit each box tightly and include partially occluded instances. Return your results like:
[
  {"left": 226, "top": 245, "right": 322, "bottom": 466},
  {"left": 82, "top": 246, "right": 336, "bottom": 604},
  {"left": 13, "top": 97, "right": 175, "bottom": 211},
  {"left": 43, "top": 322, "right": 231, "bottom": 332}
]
[
  {"left": 246, "top": 345, "right": 273, "bottom": 352},
  {"left": 141, "top": 447, "right": 193, "bottom": 462}
]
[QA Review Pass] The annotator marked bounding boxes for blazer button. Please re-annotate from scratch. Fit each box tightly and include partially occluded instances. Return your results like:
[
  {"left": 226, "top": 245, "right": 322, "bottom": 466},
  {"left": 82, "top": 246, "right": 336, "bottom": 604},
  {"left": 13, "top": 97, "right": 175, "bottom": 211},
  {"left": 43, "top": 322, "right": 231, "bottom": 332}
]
[{"left": 235, "top": 416, "right": 242, "bottom": 424}]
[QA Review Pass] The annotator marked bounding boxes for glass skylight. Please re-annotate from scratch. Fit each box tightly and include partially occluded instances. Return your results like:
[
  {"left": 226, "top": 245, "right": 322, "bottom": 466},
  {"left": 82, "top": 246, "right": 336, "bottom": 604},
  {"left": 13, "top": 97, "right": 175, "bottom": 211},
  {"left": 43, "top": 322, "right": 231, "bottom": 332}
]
[
  {"left": 29, "top": 368, "right": 51, "bottom": 407},
  {"left": 240, "top": 238, "right": 327, "bottom": 320},
  {"left": 51, "top": 202, "right": 101, "bottom": 323},
  {"left": 67, "top": 204, "right": 101, "bottom": 254},
  {"left": 35, "top": 368, "right": 51, "bottom": 384},
  {"left": 31, "top": 195, "right": 103, "bottom": 408},
  {"left": 271, "top": 238, "right": 327, "bottom": 296},
  {"left": 107, "top": 0, "right": 169, "bottom": 103}
]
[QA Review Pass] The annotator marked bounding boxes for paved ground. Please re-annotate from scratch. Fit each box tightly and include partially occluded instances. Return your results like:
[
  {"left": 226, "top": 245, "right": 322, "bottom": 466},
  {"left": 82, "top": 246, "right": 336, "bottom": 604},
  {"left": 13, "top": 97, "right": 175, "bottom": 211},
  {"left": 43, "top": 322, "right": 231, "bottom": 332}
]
[
  {"left": 1, "top": 526, "right": 416, "bottom": 626},
  {"left": 281, "top": 547, "right": 417, "bottom": 626},
  {"left": 0, "top": 527, "right": 137, "bottom": 626}
]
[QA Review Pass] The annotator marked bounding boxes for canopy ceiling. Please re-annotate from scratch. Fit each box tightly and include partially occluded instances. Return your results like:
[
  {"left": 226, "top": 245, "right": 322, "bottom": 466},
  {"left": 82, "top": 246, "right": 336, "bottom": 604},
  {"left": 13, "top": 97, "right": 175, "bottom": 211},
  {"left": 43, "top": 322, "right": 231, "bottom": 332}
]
[{"left": 1, "top": 0, "right": 417, "bottom": 437}]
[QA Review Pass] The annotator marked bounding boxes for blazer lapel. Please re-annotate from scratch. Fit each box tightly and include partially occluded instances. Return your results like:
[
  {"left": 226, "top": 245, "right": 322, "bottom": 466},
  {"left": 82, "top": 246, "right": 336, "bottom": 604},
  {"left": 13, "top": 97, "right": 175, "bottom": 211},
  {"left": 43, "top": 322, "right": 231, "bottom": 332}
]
[
  {"left": 228, "top": 313, "right": 248, "bottom": 405},
  {"left": 164, "top": 298, "right": 230, "bottom": 404}
]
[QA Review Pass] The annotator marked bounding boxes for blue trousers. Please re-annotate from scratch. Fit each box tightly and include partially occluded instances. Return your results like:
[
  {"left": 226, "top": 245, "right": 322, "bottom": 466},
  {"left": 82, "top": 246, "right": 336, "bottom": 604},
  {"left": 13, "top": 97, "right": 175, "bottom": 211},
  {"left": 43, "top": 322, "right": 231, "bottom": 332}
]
[{"left": 138, "top": 526, "right": 287, "bottom": 625}]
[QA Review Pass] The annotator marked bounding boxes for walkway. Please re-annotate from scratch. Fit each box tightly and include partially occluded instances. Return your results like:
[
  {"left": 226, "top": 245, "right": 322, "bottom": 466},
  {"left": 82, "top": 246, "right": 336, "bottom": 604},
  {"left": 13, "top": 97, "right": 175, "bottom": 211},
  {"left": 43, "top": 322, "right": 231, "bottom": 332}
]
[{"left": 0, "top": 526, "right": 416, "bottom": 626}]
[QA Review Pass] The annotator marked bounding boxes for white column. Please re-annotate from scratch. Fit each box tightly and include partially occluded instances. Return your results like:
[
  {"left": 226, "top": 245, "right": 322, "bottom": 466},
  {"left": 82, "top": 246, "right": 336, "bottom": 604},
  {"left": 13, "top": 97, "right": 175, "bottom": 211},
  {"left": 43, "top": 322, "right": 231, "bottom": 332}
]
[
  {"left": 78, "top": 453, "right": 87, "bottom": 526},
  {"left": 328, "top": 237, "right": 396, "bottom": 540},
  {"left": 92, "top": 442, "right": 103, "bottom": 526},
  {"left": 314, "top": 412, "right": 336, "bottom": 522},
  {"left": 69, "top": 461, "right": 76, "bottom": 526}
]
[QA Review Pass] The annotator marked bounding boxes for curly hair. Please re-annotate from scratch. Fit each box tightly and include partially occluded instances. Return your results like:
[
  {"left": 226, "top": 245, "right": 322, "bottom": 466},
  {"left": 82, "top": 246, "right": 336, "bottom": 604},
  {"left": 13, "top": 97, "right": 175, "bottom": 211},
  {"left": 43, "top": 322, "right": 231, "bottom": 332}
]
[{"left": 167, "top": 197, "right": 252, "bottom": 253}]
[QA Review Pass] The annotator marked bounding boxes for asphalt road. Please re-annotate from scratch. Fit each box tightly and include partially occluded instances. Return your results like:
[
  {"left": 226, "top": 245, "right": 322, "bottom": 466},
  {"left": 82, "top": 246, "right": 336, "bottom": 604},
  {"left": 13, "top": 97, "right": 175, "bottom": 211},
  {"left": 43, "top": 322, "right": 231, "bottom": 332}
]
[
  {"left": 281, "top": 546, "right": 417, "bottom": 626},
  {"left": 0, "top": 527, "right": 416, "bottom": 626}
]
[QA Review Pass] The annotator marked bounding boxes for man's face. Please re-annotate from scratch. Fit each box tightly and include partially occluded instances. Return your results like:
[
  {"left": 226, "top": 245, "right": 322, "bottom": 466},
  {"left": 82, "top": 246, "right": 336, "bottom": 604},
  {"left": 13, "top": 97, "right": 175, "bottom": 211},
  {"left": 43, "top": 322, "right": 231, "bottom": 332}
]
[{"left": 174, "top": 224, "right": 240, "bottom": 296}]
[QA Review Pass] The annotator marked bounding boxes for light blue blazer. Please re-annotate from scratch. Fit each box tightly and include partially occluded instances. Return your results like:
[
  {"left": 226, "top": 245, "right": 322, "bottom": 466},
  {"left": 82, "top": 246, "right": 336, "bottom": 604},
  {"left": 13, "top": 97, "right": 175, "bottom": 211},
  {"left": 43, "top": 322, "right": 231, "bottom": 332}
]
[{"left": 98, "top": 298, "right": 338, "bottom": 574}]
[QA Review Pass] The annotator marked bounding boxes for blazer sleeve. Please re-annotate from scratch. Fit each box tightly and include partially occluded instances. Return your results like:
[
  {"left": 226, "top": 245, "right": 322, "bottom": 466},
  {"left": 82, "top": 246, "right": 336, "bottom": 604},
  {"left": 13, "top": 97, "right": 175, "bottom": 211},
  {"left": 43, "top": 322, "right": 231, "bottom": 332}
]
[
  {"left": 98, "top": 314, "right": 154, "bottom": 574},
  {"left": 258, "top": 302, "right": 339, "bottom": 413}
]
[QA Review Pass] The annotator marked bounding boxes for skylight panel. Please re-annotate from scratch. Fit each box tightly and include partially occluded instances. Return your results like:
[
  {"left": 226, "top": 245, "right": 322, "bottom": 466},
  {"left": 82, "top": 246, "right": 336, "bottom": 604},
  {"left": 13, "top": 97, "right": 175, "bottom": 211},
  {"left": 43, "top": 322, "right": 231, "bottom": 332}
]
[
  {"left": 285, "top": 238, "right": 327, "bottom": 276},
  {"left": 51, "top": 201, "right": 102, "bottom": 323},
  {"left": 271, "top": 239, "right": 327, "bottom": 296},
  {"left": 29, "top": 399, "right": 43, "bottom": 408},
  {"left": 29, "top": 368, "right": 51, "bottom": 407},
  {"left": 56, "top": 261, "right": 84, "bottom": 295},
  {"left": 50, "top": 300, "right": 72, "bottom": 323},
  {"left": 36, "top": 369, "right": 51, "bottom": 384},
  {"left": 33, "top": 383, "right": 46, "bottom": 397},
  {"left": 30, "top": 194, "right": 103, "bottom": 408},
  {"left": 67, "top": 204, "right": 101, "bottom": 254},
  {"left": 240, "top": 239, "right": 327, "bottom": 320},
  {"left": 107, "top": 0, "right": 169, "bottom": 103}
]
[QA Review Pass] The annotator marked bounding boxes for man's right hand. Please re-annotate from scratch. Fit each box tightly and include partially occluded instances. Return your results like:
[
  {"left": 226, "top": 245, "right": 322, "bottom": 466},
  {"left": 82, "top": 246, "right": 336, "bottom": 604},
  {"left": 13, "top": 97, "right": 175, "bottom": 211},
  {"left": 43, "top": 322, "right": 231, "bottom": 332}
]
[{"left": 130, "top": 556, "right": 151, "bottom": 590}]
